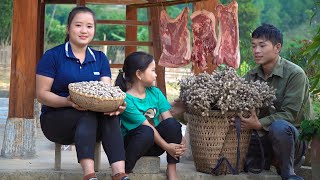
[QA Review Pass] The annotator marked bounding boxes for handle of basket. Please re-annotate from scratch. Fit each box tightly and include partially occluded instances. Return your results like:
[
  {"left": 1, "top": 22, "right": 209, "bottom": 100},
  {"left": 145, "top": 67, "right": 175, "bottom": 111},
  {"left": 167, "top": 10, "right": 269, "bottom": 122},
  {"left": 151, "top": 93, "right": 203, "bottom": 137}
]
[{"left": 211, "top": 116, "right": 241, "bottom": 175}]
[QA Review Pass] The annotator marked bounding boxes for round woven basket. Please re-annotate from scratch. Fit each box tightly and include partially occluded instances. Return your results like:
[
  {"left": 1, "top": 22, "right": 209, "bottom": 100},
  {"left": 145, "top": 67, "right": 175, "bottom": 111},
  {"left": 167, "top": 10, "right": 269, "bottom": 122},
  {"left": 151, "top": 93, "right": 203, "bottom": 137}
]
[
  {"left": 184, "top": 109, "right": 251, "bottom": 174},
  {"left": 69, "top": 88, "right": 126, "bottom": 113}
]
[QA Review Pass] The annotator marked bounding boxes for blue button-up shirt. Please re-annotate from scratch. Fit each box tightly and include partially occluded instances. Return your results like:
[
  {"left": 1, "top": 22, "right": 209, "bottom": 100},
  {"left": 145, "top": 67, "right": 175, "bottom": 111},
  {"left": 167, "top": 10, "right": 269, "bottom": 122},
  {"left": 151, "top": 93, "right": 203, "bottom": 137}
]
[{"left": 36, "top": 42, "right": 111, "bottom": 113}]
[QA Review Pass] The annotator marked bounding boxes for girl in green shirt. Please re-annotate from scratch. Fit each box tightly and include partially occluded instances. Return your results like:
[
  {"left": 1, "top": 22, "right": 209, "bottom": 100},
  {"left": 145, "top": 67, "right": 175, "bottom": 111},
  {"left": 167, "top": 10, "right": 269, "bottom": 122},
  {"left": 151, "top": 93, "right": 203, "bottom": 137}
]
[{"left": 115, "top": 51, "right": 186, "bottom": 180}]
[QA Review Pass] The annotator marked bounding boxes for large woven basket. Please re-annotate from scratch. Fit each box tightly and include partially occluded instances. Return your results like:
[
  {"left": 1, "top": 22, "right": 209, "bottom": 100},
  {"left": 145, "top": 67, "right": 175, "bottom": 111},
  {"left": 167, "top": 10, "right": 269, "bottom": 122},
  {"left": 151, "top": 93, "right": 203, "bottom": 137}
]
[
  {"left": 69, "top": 88, "right": 125, "bottom": 113},
  {"left": 184, "top": 109, "right": 251, "bottom": 175}
]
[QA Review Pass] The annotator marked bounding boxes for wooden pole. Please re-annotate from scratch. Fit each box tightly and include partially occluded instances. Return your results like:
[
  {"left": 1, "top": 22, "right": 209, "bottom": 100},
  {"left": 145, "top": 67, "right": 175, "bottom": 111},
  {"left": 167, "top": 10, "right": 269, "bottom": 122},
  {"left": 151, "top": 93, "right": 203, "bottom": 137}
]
[
  {"left": 1, "top": 0, "right": 39, "bottom": 158},
  {"left": 148, "top": 0, "right": 166, "bottom": 95},
  {"left": 125, "top": 6, "right": 138, "bottom": 57}
]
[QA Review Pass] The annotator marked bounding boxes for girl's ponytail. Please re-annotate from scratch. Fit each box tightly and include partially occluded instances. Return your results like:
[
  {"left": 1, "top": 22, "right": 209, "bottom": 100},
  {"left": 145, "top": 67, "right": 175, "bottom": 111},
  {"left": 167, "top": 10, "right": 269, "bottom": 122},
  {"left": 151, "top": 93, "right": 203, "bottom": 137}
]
[{"left": 115, "top": 69, "right": 127, "bottom": 92}]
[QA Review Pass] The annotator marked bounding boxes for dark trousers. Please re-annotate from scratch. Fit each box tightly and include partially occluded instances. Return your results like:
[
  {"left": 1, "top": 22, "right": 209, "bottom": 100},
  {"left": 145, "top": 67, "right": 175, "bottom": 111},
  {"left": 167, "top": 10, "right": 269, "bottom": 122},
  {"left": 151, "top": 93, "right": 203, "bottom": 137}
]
[
  {"left": 124, "top": 118, "right": 182, "bottom": 173},
  {"left": 248, "top": 120, "right": 306, "bottom": 180},
  {"left": 40, "top": 108, "right": 125, "bottom": 164}
]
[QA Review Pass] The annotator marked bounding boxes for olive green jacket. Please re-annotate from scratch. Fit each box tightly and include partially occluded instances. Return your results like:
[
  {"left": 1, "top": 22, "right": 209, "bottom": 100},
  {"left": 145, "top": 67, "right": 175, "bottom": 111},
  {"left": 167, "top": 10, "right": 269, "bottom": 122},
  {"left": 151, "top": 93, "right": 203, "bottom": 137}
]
[{"left": 244, "top": 57, "right": 314, "bottom": 130}]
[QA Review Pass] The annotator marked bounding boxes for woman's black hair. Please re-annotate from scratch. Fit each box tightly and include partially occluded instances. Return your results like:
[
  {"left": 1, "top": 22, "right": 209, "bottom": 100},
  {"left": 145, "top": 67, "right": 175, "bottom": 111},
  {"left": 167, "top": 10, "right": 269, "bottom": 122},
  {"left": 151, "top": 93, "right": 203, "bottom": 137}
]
[
  {"left": 65, "top": 6, "right": 96, "bottom": 42},
  {"left": 115, "top": 51, "right": 154, "bottom": 92}
]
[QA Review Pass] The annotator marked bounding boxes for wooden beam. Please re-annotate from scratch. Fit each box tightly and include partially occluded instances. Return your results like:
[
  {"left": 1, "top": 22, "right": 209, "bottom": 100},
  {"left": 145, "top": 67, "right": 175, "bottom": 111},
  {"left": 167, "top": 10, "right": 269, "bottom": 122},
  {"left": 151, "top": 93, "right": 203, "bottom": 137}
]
[
  {"left": 46, "top": 0, "right": 75, "bottom": 4},
  {"left": 90, "top": 40, "right": 152, "bottom": 46},
  {"left": 9, "top": 0, "right": 39, "bottom": 118},
  {"left": 97, "top": 20, "right": 150, "bottom": 26},
  {"left": 110, "top": 64, "right": 123, "bottom": 68},
  {"left": 148, "top": 0, "right": 166, "bottom": 96},
  {"left": 86, "top": 0, "right": 147, "bottom": 5},
  {"left": 129, "top": 0, "right": 206, "bottom": 8},
  {"left": 125, "top": 6, "right": 138, "bottom": 57}
]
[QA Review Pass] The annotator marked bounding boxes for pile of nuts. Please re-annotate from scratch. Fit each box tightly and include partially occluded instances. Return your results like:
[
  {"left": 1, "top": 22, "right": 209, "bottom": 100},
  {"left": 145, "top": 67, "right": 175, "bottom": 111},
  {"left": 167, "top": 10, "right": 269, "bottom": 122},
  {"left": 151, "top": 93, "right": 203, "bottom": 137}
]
[
  {"left": 68, "top": 81, "right": 126, "bottom": 99},
  {"left": 179, "top": 67, "right": 276, "bottom": 116}
]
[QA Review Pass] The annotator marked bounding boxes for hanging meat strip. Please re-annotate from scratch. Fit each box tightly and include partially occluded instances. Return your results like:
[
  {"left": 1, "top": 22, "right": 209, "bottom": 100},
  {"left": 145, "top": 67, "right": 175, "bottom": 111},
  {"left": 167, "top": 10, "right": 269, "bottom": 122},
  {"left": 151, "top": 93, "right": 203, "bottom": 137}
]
[
  {"left": 158, "top": 7, "right": 191, "bottom": 68},
  {"left": 190, "top": 10, "right": 217, "bottom": 70},
  {"left": 214, "top": 0, "right": 240, "bottom": 69}
]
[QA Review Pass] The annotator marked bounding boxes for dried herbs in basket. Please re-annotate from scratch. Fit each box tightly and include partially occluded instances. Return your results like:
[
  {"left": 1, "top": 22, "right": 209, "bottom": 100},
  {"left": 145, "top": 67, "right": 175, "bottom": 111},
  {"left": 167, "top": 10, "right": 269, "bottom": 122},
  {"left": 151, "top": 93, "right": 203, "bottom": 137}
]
[{"left": 179, "top": 67, "right": 276, "bottom": 116}]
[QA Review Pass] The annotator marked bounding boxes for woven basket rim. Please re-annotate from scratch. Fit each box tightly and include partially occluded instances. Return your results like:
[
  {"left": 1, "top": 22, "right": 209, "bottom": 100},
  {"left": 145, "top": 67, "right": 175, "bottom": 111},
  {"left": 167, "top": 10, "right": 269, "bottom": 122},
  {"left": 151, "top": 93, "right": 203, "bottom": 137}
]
[{"left": 68, "top": 85, "right": 126, "bottom": 100}]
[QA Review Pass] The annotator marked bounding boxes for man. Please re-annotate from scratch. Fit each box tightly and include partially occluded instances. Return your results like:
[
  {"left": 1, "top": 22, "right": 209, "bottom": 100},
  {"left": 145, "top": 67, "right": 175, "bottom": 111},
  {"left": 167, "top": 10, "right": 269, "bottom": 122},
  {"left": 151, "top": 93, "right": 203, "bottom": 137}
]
[{"left": 236, "top": 23, "right": 314, "bottom": 180}]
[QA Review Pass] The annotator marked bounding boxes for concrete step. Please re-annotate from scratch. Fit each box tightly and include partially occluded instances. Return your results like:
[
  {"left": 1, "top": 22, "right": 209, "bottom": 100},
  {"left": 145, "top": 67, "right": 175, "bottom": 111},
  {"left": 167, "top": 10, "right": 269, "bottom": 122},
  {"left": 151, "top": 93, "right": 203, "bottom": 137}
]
[
  {"left": 0, "top": 169, "right": 283, "bottom": 180},
  {"left": 0, "top": 165, "right": 311, "bottom": 180}
]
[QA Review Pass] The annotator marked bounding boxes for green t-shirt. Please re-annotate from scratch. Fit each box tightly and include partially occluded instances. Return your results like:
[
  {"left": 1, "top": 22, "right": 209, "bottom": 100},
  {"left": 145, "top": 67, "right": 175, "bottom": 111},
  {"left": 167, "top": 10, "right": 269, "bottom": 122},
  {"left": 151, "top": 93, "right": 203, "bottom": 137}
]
[{"left": 120, "top": 86, "right": 171, "bottom": 136}]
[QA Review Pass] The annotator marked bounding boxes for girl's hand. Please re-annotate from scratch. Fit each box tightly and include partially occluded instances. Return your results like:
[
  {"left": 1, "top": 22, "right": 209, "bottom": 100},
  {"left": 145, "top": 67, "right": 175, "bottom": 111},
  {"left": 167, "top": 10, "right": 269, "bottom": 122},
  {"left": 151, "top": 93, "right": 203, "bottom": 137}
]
[
  {"left": 166, "top": 143, "right": 187, "bottom": 160},
  {"left": 104, "top": 102, "right": 127, "bottom": 116},
  {"left": 67, "top": 96, "right": 87, "bottom": 111}
]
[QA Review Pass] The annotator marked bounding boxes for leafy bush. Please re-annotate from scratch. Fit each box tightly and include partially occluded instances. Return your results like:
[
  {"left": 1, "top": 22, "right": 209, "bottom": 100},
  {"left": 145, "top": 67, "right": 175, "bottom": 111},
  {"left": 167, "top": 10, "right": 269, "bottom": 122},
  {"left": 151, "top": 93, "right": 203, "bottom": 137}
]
[{"left": 300, "top": 118, "right": 320, "bottom": 141}]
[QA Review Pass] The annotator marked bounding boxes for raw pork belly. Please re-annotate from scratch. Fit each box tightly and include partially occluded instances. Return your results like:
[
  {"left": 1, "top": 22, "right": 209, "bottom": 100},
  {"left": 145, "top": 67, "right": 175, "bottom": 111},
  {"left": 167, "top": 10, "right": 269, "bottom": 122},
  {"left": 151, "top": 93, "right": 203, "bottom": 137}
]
[
  {"left": 214, "top": 0, "right": 240, "bottom": 69},
  {"left": 158, "top": 7, "right": 191, "bottom": 68},
  {"left": 190, "top": 10, "right": 217, "bottom": 70}
]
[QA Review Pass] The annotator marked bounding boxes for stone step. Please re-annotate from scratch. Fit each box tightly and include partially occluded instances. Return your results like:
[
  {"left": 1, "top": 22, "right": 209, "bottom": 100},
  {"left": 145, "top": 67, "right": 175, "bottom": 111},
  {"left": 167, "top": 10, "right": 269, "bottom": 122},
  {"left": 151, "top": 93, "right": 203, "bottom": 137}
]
[
  {"left": 0, "top": 170, "right": 283, "bottom": 180},
  {"left": 0, "top": 161, "right": 312, "bottom": 180},
  {"left": 132, "top": 156, "right": 160, "bottom": 174}
]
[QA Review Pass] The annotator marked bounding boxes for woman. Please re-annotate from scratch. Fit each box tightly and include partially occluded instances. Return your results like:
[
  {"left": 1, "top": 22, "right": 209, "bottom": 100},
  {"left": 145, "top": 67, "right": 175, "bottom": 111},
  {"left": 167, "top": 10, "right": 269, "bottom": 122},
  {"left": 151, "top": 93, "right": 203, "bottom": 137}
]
[
  {"left": 115, "top": 51, "right": 186, "bottom": 180},
  {"left": 36, "top": 6, "right": 129, "bottom": 180}
]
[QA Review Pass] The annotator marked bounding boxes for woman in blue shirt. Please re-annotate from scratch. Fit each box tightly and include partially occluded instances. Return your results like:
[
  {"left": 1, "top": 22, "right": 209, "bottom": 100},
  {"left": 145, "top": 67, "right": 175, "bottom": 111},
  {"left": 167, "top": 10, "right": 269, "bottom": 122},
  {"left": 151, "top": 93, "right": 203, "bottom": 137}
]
[
  {"left": 115, "top": 51, "right": 186, "bottom": 180},
  {"left": 36, "top": 6, "right": 129, "bottom": 180}
]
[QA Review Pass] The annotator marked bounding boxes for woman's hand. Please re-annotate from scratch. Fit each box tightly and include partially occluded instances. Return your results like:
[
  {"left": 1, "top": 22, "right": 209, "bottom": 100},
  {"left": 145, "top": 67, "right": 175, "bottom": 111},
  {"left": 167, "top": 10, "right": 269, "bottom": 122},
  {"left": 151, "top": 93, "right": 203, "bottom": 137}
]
[
  {"left": 67, "top": 96, "right": 87, "bottom": 111},
  {"left": 104, "top": 102, "right": 127, "bottom": 116}
]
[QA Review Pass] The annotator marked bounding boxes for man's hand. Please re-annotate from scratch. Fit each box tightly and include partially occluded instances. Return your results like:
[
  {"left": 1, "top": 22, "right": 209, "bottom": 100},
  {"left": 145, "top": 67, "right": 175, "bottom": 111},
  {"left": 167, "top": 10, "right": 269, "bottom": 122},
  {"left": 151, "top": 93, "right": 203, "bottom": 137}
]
[
  {"left": 104, "top": 102, "right": 127, "bottom": 116},
  {"left": 230, "top": 108, "right": 262, "bottom": 130},
  {"left": 170, "top": 99, "right": 187, "bottom": 117}
]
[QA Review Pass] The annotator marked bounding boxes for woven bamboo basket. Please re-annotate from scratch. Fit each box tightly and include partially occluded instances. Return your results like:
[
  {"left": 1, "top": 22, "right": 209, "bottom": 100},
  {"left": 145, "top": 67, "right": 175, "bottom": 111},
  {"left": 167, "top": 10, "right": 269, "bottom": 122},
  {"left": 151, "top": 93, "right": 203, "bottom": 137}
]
[
  {"left": 184, "top": 109, "right": 251, "bottom": 175},
  {"left": 69, "top": 88, "right": 126, "bottom": 113}
]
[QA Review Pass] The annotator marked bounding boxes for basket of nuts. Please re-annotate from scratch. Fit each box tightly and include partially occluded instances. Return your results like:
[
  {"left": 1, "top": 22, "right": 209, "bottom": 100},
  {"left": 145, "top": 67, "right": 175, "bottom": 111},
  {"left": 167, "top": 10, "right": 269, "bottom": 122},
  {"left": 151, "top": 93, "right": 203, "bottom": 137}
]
[{"left": 68, "top": 81, "right": 126, "bottom": 112}]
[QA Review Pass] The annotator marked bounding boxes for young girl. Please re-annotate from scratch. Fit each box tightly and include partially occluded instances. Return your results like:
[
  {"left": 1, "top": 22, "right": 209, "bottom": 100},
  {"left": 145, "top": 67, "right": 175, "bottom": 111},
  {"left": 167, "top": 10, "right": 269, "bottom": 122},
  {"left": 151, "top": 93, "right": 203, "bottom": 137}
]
[
  {"left": 36, "top": 6, "right": 129, "bottom": 180},
  {"left": 115, "top": 52, "right": 186, "bottom": 180}
]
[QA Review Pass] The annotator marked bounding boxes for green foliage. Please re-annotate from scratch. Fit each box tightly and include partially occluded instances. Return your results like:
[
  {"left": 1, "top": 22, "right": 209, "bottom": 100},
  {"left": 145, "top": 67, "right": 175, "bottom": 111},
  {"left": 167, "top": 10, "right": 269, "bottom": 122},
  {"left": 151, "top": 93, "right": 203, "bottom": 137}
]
[
  {"left": 301, "top": 26, "right": 320, "bottom": 94},
  {"left": 0, "top": 0, "right": 13, "bottom": 44},
  {"left": 299, "top": 117, "right": 320, "bottom": 142},
  {"left": 45, "top": 15, "right": 66, "bottom": 45}
]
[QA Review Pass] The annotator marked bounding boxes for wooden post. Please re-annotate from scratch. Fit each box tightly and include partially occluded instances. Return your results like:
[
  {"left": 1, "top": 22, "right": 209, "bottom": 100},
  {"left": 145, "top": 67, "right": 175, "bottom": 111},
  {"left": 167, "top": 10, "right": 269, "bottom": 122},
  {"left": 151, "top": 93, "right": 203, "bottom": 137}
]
[
  {"left": 148, "top": 0, "right": 166, "bottom": 95},
  {"left": 76, "top": 0, "right": 85, "bottom": 6},
  {"left": 1, "top": 0, "right": 39, "bottom": 158},
  {"left": 192, "top": 0, "right": 219, "bottom": 75},
  {"left": 125, "top": 6, "right": 138, "bottom": 57}
]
